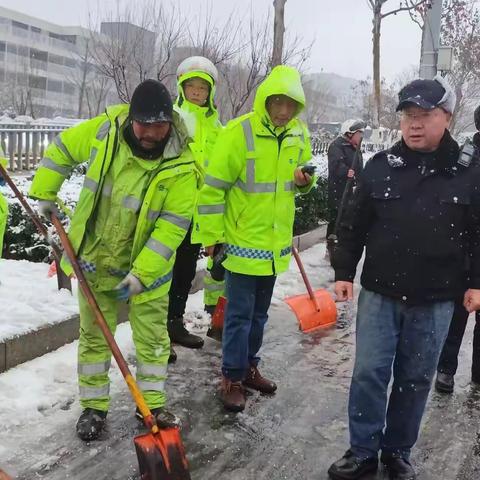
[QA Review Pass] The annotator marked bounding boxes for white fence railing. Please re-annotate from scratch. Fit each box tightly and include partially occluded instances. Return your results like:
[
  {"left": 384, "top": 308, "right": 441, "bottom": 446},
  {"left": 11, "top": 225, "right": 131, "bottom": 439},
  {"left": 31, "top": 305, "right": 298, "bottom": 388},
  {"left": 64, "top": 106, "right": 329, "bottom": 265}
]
[{"left": 0, "top": 127, "right": 67, "bottom": 171}]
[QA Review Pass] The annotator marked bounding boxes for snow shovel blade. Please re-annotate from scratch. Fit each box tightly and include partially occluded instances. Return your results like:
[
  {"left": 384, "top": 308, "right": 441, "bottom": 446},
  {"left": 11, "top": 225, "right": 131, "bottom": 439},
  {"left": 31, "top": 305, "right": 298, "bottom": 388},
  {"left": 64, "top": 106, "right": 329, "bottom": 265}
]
[
  {"left": 0, "top": 469, "right": 12, "bottom": 480},
  {"left": 285, "top": 288, "right": 337, "bottom": 333},
  {"left": 206, "top": 296, "right": 226, "bottom": 342},
  {"left": 134, "top": 427, "right": 191, "bottom": 480}
]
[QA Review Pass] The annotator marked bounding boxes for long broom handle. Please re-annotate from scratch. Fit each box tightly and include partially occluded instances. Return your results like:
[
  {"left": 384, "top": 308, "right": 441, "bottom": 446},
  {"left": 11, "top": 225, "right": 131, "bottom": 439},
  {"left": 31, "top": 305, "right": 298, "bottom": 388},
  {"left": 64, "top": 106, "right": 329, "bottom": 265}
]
[
  {"left": 332, "top": 136, "right": 364, "bottom": 239},
  {"left": 0, "top": 164, "right": 63, "bottom": 261},
  {"left": 292, "top": 246, "right": 321, "bottom": 312},
  {"left": 51, "top": 214, "right": 159, "bottom": 433}
]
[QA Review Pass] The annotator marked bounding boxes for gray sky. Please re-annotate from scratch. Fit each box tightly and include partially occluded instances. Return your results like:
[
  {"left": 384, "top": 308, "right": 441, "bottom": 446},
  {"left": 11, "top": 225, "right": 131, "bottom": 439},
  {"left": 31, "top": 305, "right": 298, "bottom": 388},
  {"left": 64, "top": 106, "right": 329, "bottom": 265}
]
[{"left": 0, "top": 0, "right": 424, "bottom": 81}]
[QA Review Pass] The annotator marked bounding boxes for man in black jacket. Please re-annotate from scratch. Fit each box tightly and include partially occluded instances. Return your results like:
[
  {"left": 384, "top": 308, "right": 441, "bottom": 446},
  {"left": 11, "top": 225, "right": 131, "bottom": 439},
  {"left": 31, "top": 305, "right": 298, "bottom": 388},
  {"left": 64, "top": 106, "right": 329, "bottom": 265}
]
[
  {"left": 435, "top": 104, "right": 480, "bottom": 394},
  {"left": 327, "top": 119, "right": 366, "bottom": 241},
  {"left": 328, "top": 78, "right": 480, "bottom": 480}
]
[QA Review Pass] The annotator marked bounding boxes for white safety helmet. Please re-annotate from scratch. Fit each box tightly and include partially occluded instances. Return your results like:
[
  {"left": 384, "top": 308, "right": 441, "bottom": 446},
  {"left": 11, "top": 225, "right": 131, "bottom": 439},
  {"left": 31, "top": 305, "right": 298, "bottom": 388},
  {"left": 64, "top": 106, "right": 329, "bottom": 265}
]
[
  {"left": 341, "top": 118, "right": 367, "bottom": 136},
  {"left": 176, "top": 56, "right": 218, "bottom": 84}
]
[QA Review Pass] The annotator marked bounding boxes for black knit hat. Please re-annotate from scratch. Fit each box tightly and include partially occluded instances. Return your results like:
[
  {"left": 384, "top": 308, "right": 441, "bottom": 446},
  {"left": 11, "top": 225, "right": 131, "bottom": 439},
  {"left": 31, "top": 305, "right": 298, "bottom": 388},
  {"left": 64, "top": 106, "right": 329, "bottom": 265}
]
[
  {"left": 475, "top": 104, "right": 480, "bottom": 131},
  {"left": 130, "top": 79, "right": 173, "bottom": 123}
]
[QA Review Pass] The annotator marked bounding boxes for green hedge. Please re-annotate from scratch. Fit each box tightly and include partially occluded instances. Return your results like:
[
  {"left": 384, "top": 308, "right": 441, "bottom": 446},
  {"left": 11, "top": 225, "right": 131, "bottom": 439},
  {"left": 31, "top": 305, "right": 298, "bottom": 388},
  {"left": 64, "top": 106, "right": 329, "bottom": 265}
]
[{"left": 294, "top": 177, "right": 329, "bottom": 235}]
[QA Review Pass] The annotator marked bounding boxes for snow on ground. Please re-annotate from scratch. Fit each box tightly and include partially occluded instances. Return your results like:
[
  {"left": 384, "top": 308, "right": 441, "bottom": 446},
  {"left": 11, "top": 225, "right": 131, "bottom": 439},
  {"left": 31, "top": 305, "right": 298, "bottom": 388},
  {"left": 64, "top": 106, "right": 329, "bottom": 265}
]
[
  {"left": 0, "top": 259, "right": 78, "bottom": 342},
  {"left": 0, "top": 243, "right": 327, "bottom": 436},
  {"left": 1, "top": 170, "right": 83, "bottom": 208}
]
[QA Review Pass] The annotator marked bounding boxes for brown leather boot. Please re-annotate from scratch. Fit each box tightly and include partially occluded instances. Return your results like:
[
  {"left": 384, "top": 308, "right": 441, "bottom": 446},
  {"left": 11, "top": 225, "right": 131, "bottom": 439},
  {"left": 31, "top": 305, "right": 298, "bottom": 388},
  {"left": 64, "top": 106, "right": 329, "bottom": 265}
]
[
  {"left": 243, "top": 365, "right": 277, "bottom": 394},
  {"left": 220, "top": 377, "right": 246, "bottom": 412}
]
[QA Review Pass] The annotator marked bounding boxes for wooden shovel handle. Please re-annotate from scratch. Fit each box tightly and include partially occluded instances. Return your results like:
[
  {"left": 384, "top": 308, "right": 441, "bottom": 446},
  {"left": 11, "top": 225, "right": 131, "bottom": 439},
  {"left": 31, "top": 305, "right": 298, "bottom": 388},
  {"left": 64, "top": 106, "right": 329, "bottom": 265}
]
[
  {"left": 51, "top": 214, "right": 158, "bottom": 432},
  {"left": 292, "top": 246, "right": 321, "bottom": 311}
]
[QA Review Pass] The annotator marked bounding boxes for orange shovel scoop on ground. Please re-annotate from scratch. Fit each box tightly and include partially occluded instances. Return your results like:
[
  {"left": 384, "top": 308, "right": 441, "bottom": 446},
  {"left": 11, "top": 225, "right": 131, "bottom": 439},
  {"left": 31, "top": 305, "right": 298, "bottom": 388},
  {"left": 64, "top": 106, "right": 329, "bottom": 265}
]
[{"left": 285, "top": 247, "right": 337, "bottom": 332}]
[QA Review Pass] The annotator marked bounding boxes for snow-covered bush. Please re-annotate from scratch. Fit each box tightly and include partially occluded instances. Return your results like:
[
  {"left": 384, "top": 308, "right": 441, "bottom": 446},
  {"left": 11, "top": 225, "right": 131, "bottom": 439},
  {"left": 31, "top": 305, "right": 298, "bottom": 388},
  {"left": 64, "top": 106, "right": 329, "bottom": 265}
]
[{"left": 294, "top": 177, "right": 329, "bottom": 235}]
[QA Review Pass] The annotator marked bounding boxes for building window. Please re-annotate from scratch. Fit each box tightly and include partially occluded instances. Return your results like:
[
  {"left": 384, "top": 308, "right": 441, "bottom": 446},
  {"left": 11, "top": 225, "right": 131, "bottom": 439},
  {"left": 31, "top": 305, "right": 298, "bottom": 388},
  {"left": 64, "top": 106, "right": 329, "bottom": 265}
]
[
  {"left": 47, "top": 79, "right": 63, "bottom": 93},
  {"left": 12, "top": 20, "right": 29, "bottom": 30},
  {"left": 31, "top": 26, "right": 41, "bottom": 34},
  {"left": 64, "top": 58, "right": 76, "bottom": 68},
  {"left": 17, "top": 46, "right": 29, "bottom": 57},
  {"left": 49, "top": 32, "right": 77, "bottom": 45},
  {"left": 49, "top": 53, "right": 64, "bottom": 66},
  {"left": 30, "top": 48, "right": 48, "bottom": 62},
  {"left": 0, "top": 41, "right": 5, "bottom": 53},
  {"left": 6, "top": 43, "right": 17, "bottom": 54},
  {"left": 63, "top": 82, "right": 76, "bottom": 95},
  {"left": 29, "top": 74, "right": 47, "bottom": 90}
]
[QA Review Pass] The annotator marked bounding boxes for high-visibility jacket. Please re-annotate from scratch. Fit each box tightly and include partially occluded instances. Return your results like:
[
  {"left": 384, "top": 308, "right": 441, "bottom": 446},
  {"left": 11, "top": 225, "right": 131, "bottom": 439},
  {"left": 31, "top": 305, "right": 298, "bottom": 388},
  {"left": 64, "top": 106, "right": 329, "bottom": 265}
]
[
  {"left": 175, "top": 70, "right": 222, "bottom": 167},
  {"left": 194, "top": 65, "right": 314, "bottom": 276},
  {"left": 0, "top": 156, "right": 7, "bottom": 257},
  {"left": 29, "top": 104, "right": 202, "bottom": 303}
]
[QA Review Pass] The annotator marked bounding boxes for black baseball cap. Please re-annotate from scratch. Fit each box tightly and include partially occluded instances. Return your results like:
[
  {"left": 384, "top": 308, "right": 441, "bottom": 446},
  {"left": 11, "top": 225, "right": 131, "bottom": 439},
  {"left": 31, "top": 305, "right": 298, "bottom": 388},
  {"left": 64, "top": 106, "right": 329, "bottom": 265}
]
[{"left": 396, "top": 78, "right": 447, "bottom": 112}]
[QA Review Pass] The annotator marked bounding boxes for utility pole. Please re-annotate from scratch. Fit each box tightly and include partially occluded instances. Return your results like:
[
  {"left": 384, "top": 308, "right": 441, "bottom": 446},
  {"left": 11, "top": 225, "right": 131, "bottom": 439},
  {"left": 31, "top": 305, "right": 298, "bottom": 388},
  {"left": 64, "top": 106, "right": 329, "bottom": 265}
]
[
  {"left": 419, "top": 0, "right": 442, "bottom": 79},
  {"left": 272, "top": 0, "right": 287, "bottom": 67}
]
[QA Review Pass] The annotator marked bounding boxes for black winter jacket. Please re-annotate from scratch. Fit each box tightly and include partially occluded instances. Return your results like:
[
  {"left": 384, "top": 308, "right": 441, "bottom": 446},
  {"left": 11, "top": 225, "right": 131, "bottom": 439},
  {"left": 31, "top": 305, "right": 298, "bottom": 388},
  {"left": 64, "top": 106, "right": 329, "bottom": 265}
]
[
  {"left": 333, "top": 131, "right": 480, "bottom": 304},
  {"left": 327, "top": 136, "right": 363, "bottom": 209}
]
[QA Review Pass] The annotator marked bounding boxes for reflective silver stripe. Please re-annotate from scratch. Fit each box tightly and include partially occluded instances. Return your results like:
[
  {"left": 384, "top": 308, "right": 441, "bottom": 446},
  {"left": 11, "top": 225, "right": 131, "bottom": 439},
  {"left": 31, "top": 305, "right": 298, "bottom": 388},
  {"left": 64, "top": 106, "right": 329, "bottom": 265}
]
[
  {"left": 147, "top": 209, "right": 160, "bottom": 221},
  {"left": 53, "top": 135, "right": 75, "bottom": 163},
  {"left": 241, "top": 119, "right": 255, "bottom": 152},
  {"left": 102, "top": 183, "right": 113, "bottom": 197},
  {"left": 83, "top": 177, "right": 98, "bottom": 193},
  {"left": 205, "top": 174, "right": 233, "bottom": 190},
  {"left": 137, "top": 380, "right": 166, "bottom": 391},
  {"left": 235, "top": 160, "right": 276, "bottom": 193},
  {"left": 96, "top": 120, "right": 111, "bottom": 141},
  {"left": 79, "top": 384, "right": 110, "bottom": 399},
  {"left": 198, "top": 204, "right": 225, "bottom": 214},
  {"left": 159, "top": 211, "right": 190, "bottom": 230},
  {"left": 204, "top": 283, "right": 224, "bottom": 291},
  {"left": 297, "top": 130, "right": 305, "bottom": 163},
  {"left": 145, "top": 238, "right": 174, "bottom": 260},
  {"left": 284, "top": 181, "right": 295, "bottom": 192},
  {"left": 89, "top": 147, "right": 98, "bottom": 163},
  {"left": 39, "top": 157, "right": 71, "bottom": 176},
  {"left": 123, "top": 195, "right": 141, "bottom": 212},
  {"left": 137, "top": 363, "right": 168, "bottom": 377},
  {"left": 78, "top": 360, "right": 111, "bottom": 376}
]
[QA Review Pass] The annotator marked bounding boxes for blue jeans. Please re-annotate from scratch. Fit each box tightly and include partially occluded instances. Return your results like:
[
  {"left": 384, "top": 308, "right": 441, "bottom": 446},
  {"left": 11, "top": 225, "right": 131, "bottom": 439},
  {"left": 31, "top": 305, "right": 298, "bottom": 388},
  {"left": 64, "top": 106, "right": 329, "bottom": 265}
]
[
  {"left": 222, "top": 271, "right": 276, "bottom": 382},
  {"left": 349, "top": 289, "right": 454, "bottom": 460}
]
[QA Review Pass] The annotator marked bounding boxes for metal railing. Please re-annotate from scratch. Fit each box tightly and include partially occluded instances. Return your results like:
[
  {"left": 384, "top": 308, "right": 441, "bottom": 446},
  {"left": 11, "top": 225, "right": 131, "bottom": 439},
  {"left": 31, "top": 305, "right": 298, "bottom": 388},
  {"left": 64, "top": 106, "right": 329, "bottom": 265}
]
[{"left": 0, "top": 126, "right": 68, "bottom": 171}]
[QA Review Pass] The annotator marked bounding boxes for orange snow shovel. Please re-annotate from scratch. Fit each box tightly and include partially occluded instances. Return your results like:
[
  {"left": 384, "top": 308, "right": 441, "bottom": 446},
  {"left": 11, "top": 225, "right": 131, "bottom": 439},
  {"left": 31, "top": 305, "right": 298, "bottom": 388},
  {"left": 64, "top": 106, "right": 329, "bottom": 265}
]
[
  {"left": 285, "top": 247, "right": 337, "bottom": 333},
  {"left": 0, "top": 469, "right": 12, "bottom": 480},
  {"left": 206, "top": 296, "right": 227, "bottom": 341},
  {"left": 51, "top": 214, "right": 191, "bottom": 480}
]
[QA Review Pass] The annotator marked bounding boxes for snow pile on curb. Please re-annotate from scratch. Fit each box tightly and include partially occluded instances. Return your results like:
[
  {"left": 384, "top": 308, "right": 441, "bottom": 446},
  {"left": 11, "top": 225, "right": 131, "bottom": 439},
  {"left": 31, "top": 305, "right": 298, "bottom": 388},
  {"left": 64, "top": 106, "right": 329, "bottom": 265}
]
[{"left": 0, "top": 259, "right": 78, "bottom": 342}]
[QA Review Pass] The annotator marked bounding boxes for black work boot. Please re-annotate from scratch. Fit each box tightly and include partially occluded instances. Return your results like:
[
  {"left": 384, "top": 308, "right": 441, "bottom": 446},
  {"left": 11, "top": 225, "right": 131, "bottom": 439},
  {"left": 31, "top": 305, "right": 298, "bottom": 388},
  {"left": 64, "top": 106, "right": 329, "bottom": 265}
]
[
  {"left": 168, "top": 345, "right": 177, "bottom": 364},
  {"left": 167, "top": 316, "right": 204, "bottom": 349},
  {"left": 135, "top": 407, "right": 181, "bottom": 429},
  {"left": 76, "top": 408, "right": 107, "bottom": 441},
  {"left": 381, "top": 454, "right": 416, "bottom": 480},
  {"left": 328, "top": 450, "right": 378, "bottom": 479},
  {"left": 435, "top": 372, "right": 454, "bottom": 394}
]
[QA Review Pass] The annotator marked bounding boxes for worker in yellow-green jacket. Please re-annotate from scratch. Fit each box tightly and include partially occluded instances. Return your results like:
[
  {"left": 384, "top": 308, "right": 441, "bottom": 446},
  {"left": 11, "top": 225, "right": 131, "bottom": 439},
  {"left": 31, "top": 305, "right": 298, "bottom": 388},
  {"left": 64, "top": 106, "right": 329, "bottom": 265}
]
[
  {"left": 29, "top": 79, "right": 202, "bottom": 441},
  {"left": 167, "top": 56, "right": 224, "bottom": 354},
  {"left": 194, "top": 65, "right": 315, "bottom": 412}
]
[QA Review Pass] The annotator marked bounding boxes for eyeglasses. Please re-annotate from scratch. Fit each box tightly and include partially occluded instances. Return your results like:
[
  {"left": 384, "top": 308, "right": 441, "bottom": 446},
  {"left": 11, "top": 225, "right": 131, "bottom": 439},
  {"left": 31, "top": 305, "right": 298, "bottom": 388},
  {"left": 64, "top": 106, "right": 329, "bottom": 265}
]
[{"left": 400, "top": 111, "right": 441, "bottom": 123}]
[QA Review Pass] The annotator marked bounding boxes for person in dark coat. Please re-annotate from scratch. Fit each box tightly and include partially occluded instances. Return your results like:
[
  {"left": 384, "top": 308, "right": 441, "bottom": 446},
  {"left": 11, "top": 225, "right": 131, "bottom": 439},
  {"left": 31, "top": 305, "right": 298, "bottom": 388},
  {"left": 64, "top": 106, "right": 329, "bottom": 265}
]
[
  {"left": 328, "top": 77, "right": 480, "bottom": 480},
  {"left": 435, "top": 104, "right": 480, "bottom": 394},
  {"left": 327, "top": 119, "right": 366, "bottom": 242}
]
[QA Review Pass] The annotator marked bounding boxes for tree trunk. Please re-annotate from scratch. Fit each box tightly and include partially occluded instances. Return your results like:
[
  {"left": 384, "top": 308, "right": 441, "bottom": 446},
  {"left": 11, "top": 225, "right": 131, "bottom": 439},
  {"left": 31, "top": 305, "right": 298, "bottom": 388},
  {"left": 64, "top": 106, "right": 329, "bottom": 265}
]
[
  {"left": 272, "top": 0, "right": 287, "bottom": 67},
  {"left": 372, "top": 8, "right": 382, "bottom": 127}
]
